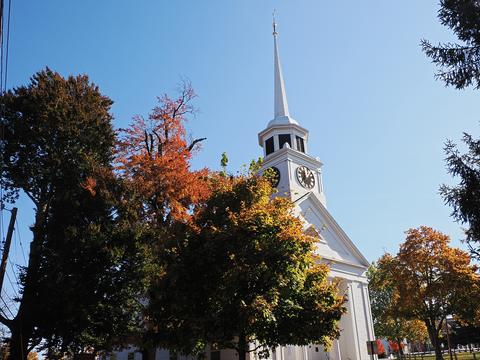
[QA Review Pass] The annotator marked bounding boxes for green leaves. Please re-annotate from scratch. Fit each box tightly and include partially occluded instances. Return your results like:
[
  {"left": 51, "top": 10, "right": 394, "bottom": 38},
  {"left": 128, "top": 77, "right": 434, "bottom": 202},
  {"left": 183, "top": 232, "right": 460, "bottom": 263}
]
[
  {"left": 147, "top": 174, "right": 345, "bottom": 357},
  {"left": 0, "top": 69, "right": 147, "bottom": 358}
]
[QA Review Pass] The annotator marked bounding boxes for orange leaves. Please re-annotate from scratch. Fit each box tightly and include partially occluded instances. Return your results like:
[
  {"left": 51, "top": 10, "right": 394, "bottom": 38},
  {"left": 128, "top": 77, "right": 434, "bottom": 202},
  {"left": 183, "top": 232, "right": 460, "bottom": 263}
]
[
  {"left": 115, "top": 83, "right": 210, "bottom": 224},
  {"left": 81, "top": 176, "right": 97, "bottom": 196},
  {"left": 377, "top": 226, "right": 480, "bottom": 333}
]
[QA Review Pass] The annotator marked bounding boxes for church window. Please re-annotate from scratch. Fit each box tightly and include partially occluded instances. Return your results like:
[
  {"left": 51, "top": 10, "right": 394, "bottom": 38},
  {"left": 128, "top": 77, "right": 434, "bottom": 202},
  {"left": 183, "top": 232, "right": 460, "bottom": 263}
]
[
  {"left": 296, "top": 136, "right": 305, "bottom": 153},
  {"left": 278, "top": 134, "right": 291, "bottom": 149},
  {"left": 265, "top": 137, "right": 274, "bottom": 155}
]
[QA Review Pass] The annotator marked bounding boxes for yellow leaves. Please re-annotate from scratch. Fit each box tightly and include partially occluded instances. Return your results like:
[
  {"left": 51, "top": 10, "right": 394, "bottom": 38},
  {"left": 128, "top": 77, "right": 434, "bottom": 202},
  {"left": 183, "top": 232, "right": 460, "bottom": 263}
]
[{"left": 372, "top": 226, "right": 480, "bottom": 333}]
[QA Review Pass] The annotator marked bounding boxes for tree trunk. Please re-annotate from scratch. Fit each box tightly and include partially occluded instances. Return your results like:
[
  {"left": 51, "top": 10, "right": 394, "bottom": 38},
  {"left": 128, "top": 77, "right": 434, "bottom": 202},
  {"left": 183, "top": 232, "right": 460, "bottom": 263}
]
[
  {"left": 237, "top": 333, "right": 247, "bottom": 360},
  {"left": 8, "top": 323, "right": 28, "bottom": 360},
  {"left": 142, "top": 348, "right": 156, "bottom": 360},
  {"left": 425, "top": 321, "right": 443, "bottom": 360},
  {"left": 7, "top": 206, "right": 47, "bottom": 360}
]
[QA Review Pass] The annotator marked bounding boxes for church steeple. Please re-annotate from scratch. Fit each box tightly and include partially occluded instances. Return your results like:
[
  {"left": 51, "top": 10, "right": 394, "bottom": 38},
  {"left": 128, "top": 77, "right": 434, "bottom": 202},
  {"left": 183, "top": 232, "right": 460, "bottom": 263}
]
[
  {"left": 258, "top": 15, "right": 325, "bottom": 206},
  {"left": 269, "top": 16, "right": 298, "bottom": 127},
  {"left": 273, "top": 16, "right": 290, "bottom": 119}
]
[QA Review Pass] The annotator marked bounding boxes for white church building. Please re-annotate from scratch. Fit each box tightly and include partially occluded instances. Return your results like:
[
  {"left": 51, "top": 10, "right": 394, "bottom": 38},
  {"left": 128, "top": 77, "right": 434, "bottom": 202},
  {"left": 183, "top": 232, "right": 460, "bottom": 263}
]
[
  {"left": 111, "top": 20, "right": 375, "bottom": 360},
  {"left": 250, "top": 20, "right": 376, "bottom": 360}
]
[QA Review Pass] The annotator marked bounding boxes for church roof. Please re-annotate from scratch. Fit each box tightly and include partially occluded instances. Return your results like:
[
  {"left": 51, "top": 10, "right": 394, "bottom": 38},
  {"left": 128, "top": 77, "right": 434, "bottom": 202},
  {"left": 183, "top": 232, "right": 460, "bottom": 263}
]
[{"left": 295, "top": 192, "right": 371, "bottom": 270}]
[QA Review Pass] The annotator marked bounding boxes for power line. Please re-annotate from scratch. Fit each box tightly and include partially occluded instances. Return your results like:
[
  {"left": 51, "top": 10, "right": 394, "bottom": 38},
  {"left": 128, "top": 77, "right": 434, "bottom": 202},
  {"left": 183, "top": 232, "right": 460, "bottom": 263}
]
[
  {"left": 0, "top": 289, "right": 15, "bottom": 318},
  {"left": 7, "top": 260, "right": 19, "bottom": 298},
  {"left": 15, "top": 218, "right": 27, "bottom": 265}
]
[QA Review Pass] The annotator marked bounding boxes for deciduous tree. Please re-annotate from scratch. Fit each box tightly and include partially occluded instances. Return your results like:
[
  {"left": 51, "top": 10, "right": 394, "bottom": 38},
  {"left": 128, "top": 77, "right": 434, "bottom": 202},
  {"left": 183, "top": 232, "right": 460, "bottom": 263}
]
[
  {"left": 146, "top": 173, "right": 346, "bottom": 360},
  {"left": 373, "top": 227, "right": 480, "bottom": 360},
  {"left": 115, "top": 82, "right": 210, "bottom": 358},
  {"left": 368, "top": 258, "right": 428, "bottom": 356},
  {"left": 116, "top": 82, "right": 210, "bottom": 227}
]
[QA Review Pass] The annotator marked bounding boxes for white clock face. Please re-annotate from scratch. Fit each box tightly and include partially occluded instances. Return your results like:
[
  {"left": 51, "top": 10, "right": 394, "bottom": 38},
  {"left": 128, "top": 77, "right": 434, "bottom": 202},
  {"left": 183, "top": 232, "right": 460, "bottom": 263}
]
[{"left": 296, "top": 166, "right": 315, "bottom": 189}]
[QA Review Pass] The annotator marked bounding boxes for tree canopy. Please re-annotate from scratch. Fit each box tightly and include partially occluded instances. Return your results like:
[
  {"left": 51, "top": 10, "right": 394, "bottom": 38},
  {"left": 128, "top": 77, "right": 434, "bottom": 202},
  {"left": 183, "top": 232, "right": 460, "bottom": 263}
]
[
  {"left": 368, "top": 258, "right": 428, "bottom": 354},
  {"left": 369, "top": 226, "right": 480, "bottom": 360},
  {"left": 0, "top": 69, "right": 148, "bottom": 359},
  {"left": 441, "top": 133, "right": 480, "bottom": 260},
  {"left": 146, "top": 173, "right": 346, "bottom": 360},
  {"left": 422, "top": 0, "right": 480, "bottom": 89},
  {"left": 115, "top": 82, "right": 210, "bottom": 227}
]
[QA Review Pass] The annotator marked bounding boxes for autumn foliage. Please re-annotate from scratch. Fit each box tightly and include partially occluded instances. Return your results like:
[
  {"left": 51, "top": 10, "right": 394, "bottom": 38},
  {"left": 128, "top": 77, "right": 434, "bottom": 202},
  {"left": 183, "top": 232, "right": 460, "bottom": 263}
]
[
  {"left": 146, "top": 173, "right": 346, "bottom": 360},
  {"left": 116, "top": 82, "right": 210, "bottom": 225},
  {"left": 371, "top": 226, "right": 480, "bottom": 360}
]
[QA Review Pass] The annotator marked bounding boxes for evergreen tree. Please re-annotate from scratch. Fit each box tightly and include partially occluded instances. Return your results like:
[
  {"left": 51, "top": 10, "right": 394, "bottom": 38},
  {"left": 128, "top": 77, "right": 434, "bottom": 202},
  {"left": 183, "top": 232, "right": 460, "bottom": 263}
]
[
  {"left": 441, "top": 134, "right": 480, "bottom": 260},
  {"left": 0, "top": 69, "right": 147, "bottom": 359},
  {"left": 422, "top": 0, "right": 480, "bottom": 89}
]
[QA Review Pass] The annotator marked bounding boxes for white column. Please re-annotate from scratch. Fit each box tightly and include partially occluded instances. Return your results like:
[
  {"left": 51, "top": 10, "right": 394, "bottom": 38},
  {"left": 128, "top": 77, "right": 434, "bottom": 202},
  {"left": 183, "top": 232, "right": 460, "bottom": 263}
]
[
  {"left": 362, "top": 283, "right": 377, "bottom": 360},
  {"left": 303, "top": 346, "right": 308, "bottom": 360},
  {"left": 348, "top": 282, "right": 362, "bottom": 360},
  {"left": 335, "top": 340, "right": 342, "bottom": 360}
]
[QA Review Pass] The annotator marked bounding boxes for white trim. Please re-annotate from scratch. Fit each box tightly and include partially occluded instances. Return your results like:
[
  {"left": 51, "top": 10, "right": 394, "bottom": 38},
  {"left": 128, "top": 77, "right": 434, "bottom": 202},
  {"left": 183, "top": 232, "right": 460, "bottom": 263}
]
[
  {"left": 262, "top": 147, "right": 322, "bottom": 168},
  {"left": 258, "top": 124, "right": 309, "bottom": 146},
  {"left": 296, "top": 192, "right": 370, "bottom": 268}
]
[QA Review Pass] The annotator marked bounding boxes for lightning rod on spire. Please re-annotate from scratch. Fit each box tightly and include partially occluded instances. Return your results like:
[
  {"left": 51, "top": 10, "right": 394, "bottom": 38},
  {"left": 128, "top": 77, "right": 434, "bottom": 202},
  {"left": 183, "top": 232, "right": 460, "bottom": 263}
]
[{"left": 272, "top": 9, "right": 277, "bottom": 36}]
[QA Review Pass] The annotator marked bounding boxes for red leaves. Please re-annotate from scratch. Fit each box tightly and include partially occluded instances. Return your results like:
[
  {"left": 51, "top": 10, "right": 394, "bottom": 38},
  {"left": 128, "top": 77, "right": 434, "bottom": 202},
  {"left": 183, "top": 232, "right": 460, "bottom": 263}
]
[
  {"left": 81, "top": 177, "right": 97, "bottom": 196},
  {"left": 115, "top": 83, "right": 210, "bottom": 224}
]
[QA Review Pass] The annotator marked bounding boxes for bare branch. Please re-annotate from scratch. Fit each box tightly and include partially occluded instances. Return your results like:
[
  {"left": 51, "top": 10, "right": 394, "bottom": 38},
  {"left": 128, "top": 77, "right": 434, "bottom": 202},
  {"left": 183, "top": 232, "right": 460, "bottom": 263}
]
[
  {"left": 0, "top": 312, "right": 13, "bottom": 327},
  {"left": 187, "top": 138, "right": 207, "bottom": 152},
  {"left": 149, "top": 134, "right": 154, "bottom": 157},
  {"left": 24, "top": 191, "right": 39, "bottom": 208},
  {"left": 152, "top": 130, "right": 163, "bottom": 156},
  {"left": 144, "top": 130, "right": 151, "bottom": 156}
]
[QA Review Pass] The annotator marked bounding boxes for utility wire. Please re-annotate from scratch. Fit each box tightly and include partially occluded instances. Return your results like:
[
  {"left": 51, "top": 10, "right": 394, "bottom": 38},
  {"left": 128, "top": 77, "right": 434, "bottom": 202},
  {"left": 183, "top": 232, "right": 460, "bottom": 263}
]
[
  {"left": 7, "top": 260, "right": 19, "bottom": 298},
  {"left": 15, "top": 218, "right": 27, "bottom": 265},
  {"left": 0, "top": 290, "right": 14, "bottom": 318}
]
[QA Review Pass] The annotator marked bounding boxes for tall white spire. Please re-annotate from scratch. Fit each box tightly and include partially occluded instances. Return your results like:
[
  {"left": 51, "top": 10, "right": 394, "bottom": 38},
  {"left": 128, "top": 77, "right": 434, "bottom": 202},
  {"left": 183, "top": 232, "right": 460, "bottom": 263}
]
[
  {"left": 269, "top": 14, "right": 298, "bottom": 126},
  {"left": 273, "top": 15, "right": 289, "bottom": 118}
]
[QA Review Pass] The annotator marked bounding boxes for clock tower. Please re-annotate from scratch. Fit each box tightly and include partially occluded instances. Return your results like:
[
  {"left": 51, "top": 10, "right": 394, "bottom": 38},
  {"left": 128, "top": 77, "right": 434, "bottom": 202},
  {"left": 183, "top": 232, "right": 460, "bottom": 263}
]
[{"left": 259, "top": 18, "right": 326, "bottom": 206}]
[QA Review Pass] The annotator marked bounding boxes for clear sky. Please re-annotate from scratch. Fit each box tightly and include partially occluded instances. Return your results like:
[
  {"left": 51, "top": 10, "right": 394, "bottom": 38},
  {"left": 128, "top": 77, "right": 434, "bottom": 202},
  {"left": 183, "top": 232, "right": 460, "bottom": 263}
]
[{"left": 2, "top": 0, "right": 479, "bottom": 298}]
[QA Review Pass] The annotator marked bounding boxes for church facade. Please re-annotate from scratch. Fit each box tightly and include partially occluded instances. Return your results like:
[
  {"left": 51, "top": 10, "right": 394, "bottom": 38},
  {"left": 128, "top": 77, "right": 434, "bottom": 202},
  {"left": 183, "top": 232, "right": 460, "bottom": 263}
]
[
  {"left": 111, "top": 21, "right": 375, "bottom": 360},
  {"left": 249, "top": 21, "right": 376, "bottom": 360}
]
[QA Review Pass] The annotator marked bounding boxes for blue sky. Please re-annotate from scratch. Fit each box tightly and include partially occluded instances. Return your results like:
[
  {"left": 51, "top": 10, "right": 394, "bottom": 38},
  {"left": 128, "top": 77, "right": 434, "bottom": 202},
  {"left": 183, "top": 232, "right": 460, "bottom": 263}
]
[{"left": 2, "top": 0, "right": 479, "bottom": 295}]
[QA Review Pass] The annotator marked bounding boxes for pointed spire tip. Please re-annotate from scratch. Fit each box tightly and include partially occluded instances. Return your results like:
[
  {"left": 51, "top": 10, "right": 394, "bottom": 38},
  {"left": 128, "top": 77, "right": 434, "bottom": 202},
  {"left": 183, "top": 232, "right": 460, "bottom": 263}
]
[{"left": 272, "top": 9, "right": 277, "bottom": 36}]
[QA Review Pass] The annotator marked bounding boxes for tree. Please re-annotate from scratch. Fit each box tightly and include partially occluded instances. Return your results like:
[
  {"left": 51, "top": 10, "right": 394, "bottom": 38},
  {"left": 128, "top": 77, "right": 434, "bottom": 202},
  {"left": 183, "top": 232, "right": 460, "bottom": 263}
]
[
  {"left": 115, "top": 82, "right": 210, "bottom": 358},
  {"left": 0, "top": 69, "right": 147, "bottom": 358},
  {"left": 441, "top": 134, "right": 480, "bottom": 260},
  {"left": 375, "top": 227, "right": 480, "bottom": 360},
  {"left": 146, "top": 173, "right": 346, "bottom": 360},
  {"left": 368, "top": 258, "right": 428, "bottom": 357},
  {"left": 116, "top": 81, "right": 210, "bottom": 227},
  {"left": 421, "top": 0, "right": 480, "bottom": 89}
]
